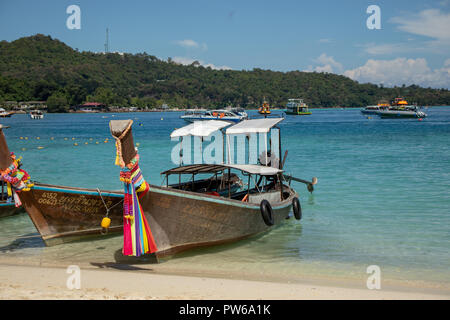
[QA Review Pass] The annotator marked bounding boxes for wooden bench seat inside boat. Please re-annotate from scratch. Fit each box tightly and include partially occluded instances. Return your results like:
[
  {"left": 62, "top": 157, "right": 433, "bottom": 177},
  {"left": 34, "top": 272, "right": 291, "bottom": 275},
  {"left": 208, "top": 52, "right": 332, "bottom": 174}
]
[{"left": 169, "top": 174, "right": 240, "bottom": 193}]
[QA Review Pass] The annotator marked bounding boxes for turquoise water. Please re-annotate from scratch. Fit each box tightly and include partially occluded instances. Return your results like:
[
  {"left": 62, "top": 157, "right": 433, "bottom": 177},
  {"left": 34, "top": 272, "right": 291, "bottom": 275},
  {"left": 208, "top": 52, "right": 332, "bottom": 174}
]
[{"left": 0, "top": 108, "right": 449, "bottom": 288}]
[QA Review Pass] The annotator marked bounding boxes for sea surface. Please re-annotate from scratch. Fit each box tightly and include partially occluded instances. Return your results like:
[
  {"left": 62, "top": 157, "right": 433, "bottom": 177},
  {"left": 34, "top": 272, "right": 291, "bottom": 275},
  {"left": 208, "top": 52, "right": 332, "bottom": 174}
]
[{"left": 0, "top": 107, "right": 449, "bottom": 289}]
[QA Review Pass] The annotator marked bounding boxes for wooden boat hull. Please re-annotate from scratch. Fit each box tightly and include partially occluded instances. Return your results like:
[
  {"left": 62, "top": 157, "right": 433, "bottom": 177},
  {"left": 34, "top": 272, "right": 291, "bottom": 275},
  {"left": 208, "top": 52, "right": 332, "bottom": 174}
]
[
  {"left": 18, "top": 181, "right": 297, "bottom": 258},
  {"left": 140, "top": 185, "right": 297, "bottom": 258},
  {"left": 0, "top": 202, "right": 24, "bottom": 218},
  {"left": 18, "top": 183, "right": 124, "bottom": 245}
]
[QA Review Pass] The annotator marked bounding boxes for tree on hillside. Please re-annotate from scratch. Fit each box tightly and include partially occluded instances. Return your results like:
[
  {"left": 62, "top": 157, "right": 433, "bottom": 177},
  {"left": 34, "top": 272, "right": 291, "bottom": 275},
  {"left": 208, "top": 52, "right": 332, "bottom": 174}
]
[
  {"left": 0, "top": 34, "right": 449, "bottom": 110},
  {"left": 86, "top": 87, "right": 122, "bottom": 106},
  {"left": 46, "top": 92, "right": 68, "bottom": 113}
]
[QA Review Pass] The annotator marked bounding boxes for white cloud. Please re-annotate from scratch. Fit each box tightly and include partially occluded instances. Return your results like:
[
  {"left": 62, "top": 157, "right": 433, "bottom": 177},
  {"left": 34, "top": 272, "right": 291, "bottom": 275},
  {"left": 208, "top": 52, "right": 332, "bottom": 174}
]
[
  {"left": 175, "top": 39, "right": 199, "bottom": 48},
  {"left": 390, "top": 9, "right": 450, "bottom": 42},
  {"left": 361, "top": 42, "right": 411, "bottom": 55},
  {"left": 171, "top": 56, "right": 232, "bottom": 70},
  {"left": 305, "top": 53, "right": 343, "bottom": 73},
  {"left": 305, "top": 53, "right": 450, "bottom": 88},
  {"left": 174, "top": 39, "right": 208, "bottom": 50},
  {"left": 344, "top": 58, "right": 450, "bottom": 88},
  {"left": 358, "top": 9, "right": 450, "bottom": 56},
  {"left": 318, "top": 38, "right": 333, "bottom": 44}
]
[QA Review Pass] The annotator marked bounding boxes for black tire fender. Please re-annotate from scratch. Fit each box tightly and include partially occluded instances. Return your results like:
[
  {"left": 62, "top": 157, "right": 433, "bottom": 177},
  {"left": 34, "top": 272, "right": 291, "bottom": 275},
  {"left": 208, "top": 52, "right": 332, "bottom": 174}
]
[
  {"left": 260, "top": 200, "right": 274, "bottom": 226},
  {"left": 292, "top": 197, "right": 302, "bottom": 220}
]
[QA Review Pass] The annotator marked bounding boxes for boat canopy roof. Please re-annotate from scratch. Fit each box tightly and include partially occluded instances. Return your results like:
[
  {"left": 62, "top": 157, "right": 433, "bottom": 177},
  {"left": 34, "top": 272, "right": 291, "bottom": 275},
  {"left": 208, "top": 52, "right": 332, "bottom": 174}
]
[
  {"left": 226, "top": 118, "right": 283, "bottom": 135},
  {"left": 161, "top": 163, "right": 283, "bottom": 176},
  {"left": 170, "top": 120, "right": 232, "bottom": 138}
]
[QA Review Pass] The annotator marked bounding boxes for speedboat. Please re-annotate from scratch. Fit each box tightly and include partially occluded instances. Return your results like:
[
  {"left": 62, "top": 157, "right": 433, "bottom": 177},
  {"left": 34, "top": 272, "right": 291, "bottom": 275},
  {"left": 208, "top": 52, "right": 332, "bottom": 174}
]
[
  {"left": 181, "top": 109, "right": 246, "bottom": 123},
  {"left": 377, "top": 105, "right": 427, "bottom": 118},
  {"left": 227, "top": 107, "right": 248, "bottom": 119},
  {"left": 0, "top": 108, "right": 13, "bottom": 118},
  {"left": 30, "top": 110, "right": 44, "bottom": 119},
  {"left": 376, "top": 98, "right": 427, "bottom": 118},
  {"left": 361, "top": 103, "right": 389, "bottom": 115}
]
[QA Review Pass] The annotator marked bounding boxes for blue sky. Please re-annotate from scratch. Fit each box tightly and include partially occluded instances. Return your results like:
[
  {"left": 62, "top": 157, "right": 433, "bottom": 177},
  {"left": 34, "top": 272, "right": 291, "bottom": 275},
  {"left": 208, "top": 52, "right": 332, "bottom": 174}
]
[{"left": 1, "top": 0, "right": 449, "bottom": 88}]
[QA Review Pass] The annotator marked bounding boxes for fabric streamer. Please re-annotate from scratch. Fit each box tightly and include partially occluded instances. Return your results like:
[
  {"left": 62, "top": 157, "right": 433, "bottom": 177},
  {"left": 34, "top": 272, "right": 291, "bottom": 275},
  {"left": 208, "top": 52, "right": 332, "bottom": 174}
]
[
  {"left": 0, "top": 153, "right": 34, "bottom": 207},
  {"left": 113, "top": 139, "right": 157, "bottom": 256}
]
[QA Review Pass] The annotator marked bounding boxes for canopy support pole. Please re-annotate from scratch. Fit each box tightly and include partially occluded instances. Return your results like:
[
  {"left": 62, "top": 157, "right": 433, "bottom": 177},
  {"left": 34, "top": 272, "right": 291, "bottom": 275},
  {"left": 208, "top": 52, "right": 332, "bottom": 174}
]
[
  {"left": 278, "top": 128, "right": 282, "bottom": 169},
  {"left": 247, "top": 174, "right": 251, "bottom": 199},
  {"left": 227, "top": 135, "right": 231, "bottom": 164},
  {"left": 264, "top": 133, "right": 268, "bottom": 166},
  {"left": 228, "top": 168, "right": 231, "bottom": 198},
  {"left": 279, "top": 173, "right": 284, "bottom": 201},
  {"left": 222, "top": 130, "right": 226, "bottom": 164},
  {"left": 179, "top": 137, "right": 183, "bottom": 166}
]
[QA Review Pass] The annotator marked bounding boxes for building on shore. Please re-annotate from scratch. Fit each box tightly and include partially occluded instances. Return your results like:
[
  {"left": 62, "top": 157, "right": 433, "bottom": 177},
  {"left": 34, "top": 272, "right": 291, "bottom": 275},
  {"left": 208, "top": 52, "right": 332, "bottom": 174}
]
[
  {"left": 71, "top": 102, "right": 107, "bottom": 113},
  {"left": 2, "top": 101, "right": 47, "bottom": 111}
]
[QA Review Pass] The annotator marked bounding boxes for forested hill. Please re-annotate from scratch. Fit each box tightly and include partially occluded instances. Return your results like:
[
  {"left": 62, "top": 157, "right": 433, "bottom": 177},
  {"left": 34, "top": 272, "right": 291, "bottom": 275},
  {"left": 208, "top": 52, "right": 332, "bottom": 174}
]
[{"left": 1, "top": 34, "right": 449, "bottom": 112}]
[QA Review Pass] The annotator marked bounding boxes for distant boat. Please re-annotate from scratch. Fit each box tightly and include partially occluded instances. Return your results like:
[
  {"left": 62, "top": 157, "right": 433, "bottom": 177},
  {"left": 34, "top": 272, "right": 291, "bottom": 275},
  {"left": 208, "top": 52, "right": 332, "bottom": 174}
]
[
  {"left": 258, "top": 100, "right": 271, "bottom": 115},
  {"left": 29, "top": 110, "right": 44, "bottom": 119},
  {"left": 181, "top": 109, "right": 246, "bottom": 123},
  {"left": 0, "top": 108, "right": 13, "bottom": 118},
  {"left": 361, "top": 103, "right": 389, "bottom": 115},
  {"left": 286, "top": 99, "right": 311, "bottom": 115},
  {"left": 377, "top": 106, "right": 427, "bottom": 118},
  {"left": 225, "top": 106, "right": 248, "bottom": 119},
  {"left": 377, "top": 98, "right": 427, "bottom": 118}
]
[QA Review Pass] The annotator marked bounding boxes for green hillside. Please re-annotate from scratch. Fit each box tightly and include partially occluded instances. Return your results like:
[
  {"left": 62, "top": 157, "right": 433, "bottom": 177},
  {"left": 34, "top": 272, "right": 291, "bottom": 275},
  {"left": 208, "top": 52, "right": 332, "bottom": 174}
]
[{"left": 0, "top": 34, "right": 449, "bottom": 112}]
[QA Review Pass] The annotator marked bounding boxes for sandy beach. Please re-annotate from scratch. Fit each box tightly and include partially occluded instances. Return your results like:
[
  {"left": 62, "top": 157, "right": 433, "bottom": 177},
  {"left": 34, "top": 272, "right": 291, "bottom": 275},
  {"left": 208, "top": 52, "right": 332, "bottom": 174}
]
[{"left": 0, "top": 263, "right": 448, "bottom": 300}]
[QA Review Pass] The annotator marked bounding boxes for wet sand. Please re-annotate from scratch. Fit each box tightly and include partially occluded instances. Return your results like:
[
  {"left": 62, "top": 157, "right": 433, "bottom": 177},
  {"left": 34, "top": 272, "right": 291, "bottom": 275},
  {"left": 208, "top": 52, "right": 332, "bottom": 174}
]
[{"left": 0, "top": 263, "right": 448, "bottom": 300}]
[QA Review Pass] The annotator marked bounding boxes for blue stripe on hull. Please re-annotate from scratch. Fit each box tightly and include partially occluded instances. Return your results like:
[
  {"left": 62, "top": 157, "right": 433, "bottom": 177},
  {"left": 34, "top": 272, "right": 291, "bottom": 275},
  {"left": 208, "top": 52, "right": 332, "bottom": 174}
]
[
  {"left": 31, "top": 185, "right": 293, "bottom": 211},
  {"left": 0, "top": 202, "right": 15, "bottom": 207},
  {"left": 32, "top": 185, "right": 123, "bottom": 198}
]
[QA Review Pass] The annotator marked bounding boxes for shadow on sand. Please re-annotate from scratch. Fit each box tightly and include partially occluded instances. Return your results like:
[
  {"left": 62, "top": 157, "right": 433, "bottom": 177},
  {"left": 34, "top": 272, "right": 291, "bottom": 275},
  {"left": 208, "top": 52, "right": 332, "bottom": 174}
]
[{"left": 0, "top": 233, "right": 45, "bottom": 252}]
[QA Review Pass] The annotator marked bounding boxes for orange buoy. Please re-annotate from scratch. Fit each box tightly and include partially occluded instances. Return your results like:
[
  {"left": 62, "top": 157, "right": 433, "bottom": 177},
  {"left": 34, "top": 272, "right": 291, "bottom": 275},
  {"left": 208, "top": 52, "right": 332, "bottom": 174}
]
[{"left": 101, "top": 217, "right": 111, "bottom": 229}]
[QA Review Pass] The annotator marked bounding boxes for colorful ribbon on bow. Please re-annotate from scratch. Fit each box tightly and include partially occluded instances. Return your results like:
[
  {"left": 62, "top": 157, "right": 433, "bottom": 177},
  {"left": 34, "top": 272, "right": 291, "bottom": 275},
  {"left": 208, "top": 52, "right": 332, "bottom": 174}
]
[
  {"left": 117, "top": 153, "right": 157, "bottom": 256},
  {"left": 0, "top": 153, "right": 34, "bottom": 207}
]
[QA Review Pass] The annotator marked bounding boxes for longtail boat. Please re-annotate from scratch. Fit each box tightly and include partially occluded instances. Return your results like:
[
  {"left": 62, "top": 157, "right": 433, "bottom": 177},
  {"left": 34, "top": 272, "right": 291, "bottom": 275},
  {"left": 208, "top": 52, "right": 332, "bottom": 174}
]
[
  {"left": 0, "top": 125, "right": 124, "bottom": 245},
  {"left": 109, "top": 118, "right": 315, "bottom": 259},
  {"left": 0, "top": 125, "right": 24, "bottom": 218},
  {"left": 0, "top": 188, "right": 24, "bottom": 218}
]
